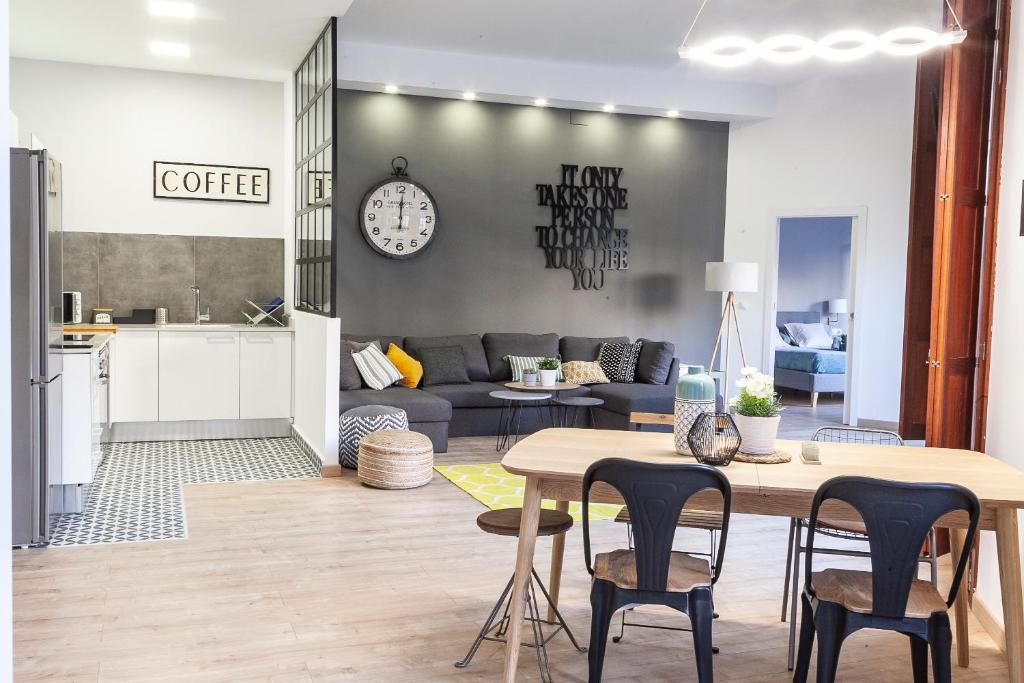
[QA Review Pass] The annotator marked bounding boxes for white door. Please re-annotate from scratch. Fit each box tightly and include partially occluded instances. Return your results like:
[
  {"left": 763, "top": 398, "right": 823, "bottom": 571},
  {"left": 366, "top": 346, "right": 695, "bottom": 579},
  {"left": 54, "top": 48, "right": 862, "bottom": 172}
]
[
  {"left": 158, "top": 332, "right": 240, "bottom": 421},
  {"left": 110, "top": 331, "right": 159, "bottom": 422},
  {"left": 239, "top": 331, "right": 293, "bottom": 419}
]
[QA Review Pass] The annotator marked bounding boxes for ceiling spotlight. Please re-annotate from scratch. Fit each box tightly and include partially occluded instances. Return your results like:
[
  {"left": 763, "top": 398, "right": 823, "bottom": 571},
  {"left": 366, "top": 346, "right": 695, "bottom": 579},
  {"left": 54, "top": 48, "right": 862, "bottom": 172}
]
[
  {"left": 149, "top": 41, "right": 190, "bottom": 58},
  {"left": 462, "top": 91, "right": 477, "bottom": 100},
  {"left": 602, "top": 104, "right": 616, "bottom": 113},
  {"left": 666, "top": 110, "right": 680, "bottom": 118},
  {"left": 148, "top": 0, "right": 196, "bottom": 19},
  {"left": 533, "top": 98, "right": 548, "bottom": 107},
  {"left": 384, "top": 84, "right": 399, "bottom": 94}
]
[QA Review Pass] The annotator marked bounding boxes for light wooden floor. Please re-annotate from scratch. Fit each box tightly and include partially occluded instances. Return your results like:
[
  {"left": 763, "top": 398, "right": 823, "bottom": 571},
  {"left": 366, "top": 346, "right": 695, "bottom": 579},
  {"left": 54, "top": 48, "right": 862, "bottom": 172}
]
[{"left": 14, "top": 432, "right": 1008, "bottom": 682}]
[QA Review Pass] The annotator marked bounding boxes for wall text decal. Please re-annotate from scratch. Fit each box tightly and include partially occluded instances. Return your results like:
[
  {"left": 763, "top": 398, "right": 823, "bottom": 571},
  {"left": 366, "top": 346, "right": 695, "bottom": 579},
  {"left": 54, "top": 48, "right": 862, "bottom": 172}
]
[
  {"left": 535, "top": 164, "right": 629, "bottom": 290},
  {"left": 153, "top": 161, "right": 270, "bottom": 204}
]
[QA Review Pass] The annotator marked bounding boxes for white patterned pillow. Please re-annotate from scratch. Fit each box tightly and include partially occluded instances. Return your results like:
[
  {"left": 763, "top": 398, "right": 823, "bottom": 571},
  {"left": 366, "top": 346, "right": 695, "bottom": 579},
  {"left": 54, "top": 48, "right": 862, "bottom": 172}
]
[
  {"left": 598, "top": 341, "right": 643, "bottom": 383},
  {"left": 352, "top": 344, "right": 403, "bottom": 390},
  {"left": 561, "top": 361, "right": 610, "bottom": 385},
  {"left": 505, "top": 355, "right": 564, "bottom": 381}
]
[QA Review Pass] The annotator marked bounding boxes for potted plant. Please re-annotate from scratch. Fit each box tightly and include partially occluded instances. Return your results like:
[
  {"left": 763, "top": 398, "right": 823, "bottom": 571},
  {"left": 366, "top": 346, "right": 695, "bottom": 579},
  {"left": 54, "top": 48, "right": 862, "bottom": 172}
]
[
  {"left": 730, "top": 367, "right": 784, "bottom": 455},
  {"left": 537, "top": 357, "right": 560, "bottom": 388},
  {"left": 522, "top": 367, "right": 539, "bottom": 387}
]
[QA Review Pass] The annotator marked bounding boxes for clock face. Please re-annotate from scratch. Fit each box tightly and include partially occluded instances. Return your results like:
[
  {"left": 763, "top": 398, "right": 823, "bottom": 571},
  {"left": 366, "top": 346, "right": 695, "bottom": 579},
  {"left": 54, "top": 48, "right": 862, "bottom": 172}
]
[{"left": 359, "top": 178, "right": 438, "bottom": 259}]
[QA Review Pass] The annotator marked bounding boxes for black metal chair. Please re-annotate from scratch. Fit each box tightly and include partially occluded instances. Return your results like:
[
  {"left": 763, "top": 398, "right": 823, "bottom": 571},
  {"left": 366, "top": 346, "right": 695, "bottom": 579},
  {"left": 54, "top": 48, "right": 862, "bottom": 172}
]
[
  {"left": 782, "top": 426, "right": 941, "bottom": 670},
  {"left": 583, "top": 458, "right": 732, "bottom": 683},
  {"left": 793, "top": 476, "right": 980, "bottom": 683}
]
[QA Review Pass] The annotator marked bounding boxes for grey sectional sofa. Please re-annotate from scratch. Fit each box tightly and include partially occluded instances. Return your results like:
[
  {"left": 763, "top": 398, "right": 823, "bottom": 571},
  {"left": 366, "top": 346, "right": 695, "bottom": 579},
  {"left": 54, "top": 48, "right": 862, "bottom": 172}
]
[{"left": 339, "top": 332, "right": 679, "bottom": 452}]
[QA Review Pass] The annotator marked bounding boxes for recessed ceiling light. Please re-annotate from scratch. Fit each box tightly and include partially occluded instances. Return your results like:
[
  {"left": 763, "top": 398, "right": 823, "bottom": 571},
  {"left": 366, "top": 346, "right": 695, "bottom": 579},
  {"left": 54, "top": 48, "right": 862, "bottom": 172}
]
[
  {"left": 149, "top": 41, "right": 190, "bottom": 58},
  {"left": 533, "top": 98, "right": 548, "bottom": 107},
  {"left": 602, "top": 104, "right": 616, "bottom": 113},
  {"left": 666, "top": 110, "right": 680, "bottom": 118},
  {"left": 148, "top": 0, "right": 196, "bottom": 19},
  {"left": 462, "top": 91, "right": 477, "bottom": 100},
  {"left": 384, "top": 84, "right": 399, "bottom": 94}
]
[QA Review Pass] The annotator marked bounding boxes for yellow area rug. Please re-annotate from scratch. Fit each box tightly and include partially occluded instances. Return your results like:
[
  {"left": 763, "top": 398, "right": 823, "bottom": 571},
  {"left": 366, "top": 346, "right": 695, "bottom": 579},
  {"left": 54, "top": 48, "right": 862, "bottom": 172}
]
[{"left": 433, "top": 463, "right": 622, "bottom": 522}]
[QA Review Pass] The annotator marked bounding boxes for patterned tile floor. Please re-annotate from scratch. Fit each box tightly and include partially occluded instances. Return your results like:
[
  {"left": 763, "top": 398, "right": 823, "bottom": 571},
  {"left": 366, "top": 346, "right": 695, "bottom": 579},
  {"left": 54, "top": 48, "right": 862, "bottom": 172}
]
[{"left": 49, "top": 438, "right": 320, "bottom": 547}]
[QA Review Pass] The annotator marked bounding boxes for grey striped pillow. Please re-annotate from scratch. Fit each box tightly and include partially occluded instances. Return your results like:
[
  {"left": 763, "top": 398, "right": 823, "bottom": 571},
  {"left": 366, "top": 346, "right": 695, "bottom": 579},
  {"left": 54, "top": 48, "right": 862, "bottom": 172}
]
[
  {"left": 352, "top": 344, "right": 403, "bottom": 390},
  {"left": 505, "top": 355, "right": 564, "bottom": 381}
]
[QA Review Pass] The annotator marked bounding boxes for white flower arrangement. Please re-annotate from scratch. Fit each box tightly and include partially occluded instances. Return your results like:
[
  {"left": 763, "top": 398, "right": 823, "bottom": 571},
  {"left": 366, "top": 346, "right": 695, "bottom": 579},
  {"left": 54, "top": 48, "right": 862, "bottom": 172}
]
[{"left": 731, "top": 367, "right": 784, "bottom": 418}]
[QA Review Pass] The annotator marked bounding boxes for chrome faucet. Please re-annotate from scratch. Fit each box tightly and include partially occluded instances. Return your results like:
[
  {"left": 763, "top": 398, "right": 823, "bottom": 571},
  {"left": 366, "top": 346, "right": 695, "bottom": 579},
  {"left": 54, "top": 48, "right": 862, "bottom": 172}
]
[{"left": 190, "top": 286, "right": 210, "bottom": 324}]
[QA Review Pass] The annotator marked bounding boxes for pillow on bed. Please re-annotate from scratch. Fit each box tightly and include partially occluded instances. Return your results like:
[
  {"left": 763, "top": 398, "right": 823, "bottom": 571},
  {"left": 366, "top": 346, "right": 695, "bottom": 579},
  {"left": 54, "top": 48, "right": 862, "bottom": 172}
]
[
  {"left": 785, "top": 322, "right": 834, "bottom": 350},
  {"left": 772, "top": 326, "right": 793, "bottom": 348}
]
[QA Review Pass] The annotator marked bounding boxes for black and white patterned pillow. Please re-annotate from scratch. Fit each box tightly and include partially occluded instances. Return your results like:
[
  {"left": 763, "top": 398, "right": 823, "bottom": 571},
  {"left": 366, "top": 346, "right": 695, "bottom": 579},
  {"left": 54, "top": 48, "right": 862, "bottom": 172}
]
[{"left": 598, "top": 341, "right": 643, "bottom": 383}]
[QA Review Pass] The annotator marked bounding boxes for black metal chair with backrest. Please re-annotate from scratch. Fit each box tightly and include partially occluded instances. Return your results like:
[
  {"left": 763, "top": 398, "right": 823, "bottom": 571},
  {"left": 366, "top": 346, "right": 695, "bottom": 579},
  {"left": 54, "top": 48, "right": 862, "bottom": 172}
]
[
  {"left": 793, "top": 476, "right": 980, "bottom": 683},
  {"left": 583, "top": 458, "right": 732, "bottom": 683}
]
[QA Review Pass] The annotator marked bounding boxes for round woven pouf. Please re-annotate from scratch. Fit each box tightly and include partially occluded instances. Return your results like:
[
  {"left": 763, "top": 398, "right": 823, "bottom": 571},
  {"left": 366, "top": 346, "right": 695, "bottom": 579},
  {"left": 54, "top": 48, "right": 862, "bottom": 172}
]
[
  {"left": 339, "top": 405, "right": 409, "bottom": 470},
  {"left": 357, "top": 429, "right": 434, "bottom": 490}
]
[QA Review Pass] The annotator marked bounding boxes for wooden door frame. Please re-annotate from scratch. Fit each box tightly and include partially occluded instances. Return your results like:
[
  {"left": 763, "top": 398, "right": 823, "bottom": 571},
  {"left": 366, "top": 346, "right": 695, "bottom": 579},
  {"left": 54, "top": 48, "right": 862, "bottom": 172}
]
[{"left": 761, "top": 207, "right": 868, "bottom": 426}]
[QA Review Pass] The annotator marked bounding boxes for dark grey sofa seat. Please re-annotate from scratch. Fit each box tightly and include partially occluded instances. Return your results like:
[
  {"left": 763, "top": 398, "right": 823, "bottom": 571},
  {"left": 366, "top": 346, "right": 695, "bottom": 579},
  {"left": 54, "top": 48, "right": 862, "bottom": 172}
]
[
  {"left": 338, "top": 386, "right": 452, "bottom": 452},
  {"left": 421, "top": 382, "right": 507, "bottom": 408}
]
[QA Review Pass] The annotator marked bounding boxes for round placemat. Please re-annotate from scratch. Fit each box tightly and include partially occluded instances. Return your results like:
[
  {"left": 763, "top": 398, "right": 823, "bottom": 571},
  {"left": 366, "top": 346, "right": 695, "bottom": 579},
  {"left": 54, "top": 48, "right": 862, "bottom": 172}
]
[{"left": 734, "top": 449, "right": 792, "bottom": 464}]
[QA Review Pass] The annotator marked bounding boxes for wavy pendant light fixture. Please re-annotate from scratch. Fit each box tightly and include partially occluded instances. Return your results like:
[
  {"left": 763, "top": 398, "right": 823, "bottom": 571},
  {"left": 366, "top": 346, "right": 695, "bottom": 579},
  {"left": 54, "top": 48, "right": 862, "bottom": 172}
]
[{"left": 678, "top": 0, "right": 967, "bottom": 67}]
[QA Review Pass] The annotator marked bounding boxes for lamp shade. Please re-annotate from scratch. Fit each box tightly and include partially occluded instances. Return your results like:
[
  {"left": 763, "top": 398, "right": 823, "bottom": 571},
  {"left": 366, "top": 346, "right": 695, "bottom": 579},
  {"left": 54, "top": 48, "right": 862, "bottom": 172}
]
[
  {"left": 705, "top": 262, "right": 759, "bottom": 293},
  {"left": 828, "top": 298, "right": 848, "bottom": 314}
]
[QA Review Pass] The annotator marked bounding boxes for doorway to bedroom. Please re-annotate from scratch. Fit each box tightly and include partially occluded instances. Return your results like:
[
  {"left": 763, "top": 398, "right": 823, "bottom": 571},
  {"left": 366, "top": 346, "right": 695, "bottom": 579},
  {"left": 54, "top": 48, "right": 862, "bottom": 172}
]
[{"left": 768, "top": 215, "right": 855, "bottom": 426}]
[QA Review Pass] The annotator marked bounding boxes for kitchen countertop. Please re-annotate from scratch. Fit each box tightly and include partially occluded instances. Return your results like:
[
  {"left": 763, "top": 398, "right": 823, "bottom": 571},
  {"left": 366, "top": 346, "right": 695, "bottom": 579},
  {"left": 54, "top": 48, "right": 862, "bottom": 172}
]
[
  {"left": 66, "top": 323, "right": 293, "bottom": 333},
  {"left": 59, "top": 332, "right": 113, "bottom": 354}
]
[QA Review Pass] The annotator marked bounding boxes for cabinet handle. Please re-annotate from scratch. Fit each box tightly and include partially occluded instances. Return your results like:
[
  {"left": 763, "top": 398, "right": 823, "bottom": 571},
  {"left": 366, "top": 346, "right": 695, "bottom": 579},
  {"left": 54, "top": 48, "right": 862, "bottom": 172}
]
[
  {"left": 244, "top": 336, "right": 275, "bottom": 344},
  {"left": 204, "top": 336, "right": 237, "bottom": 343}
]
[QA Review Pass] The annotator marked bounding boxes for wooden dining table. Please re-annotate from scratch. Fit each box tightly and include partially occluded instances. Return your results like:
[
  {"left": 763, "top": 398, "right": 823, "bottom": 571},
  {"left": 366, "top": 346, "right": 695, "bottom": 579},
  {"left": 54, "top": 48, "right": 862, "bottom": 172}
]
[{"left": 498, "top": 428, "right": 1024, "bottom": 683}]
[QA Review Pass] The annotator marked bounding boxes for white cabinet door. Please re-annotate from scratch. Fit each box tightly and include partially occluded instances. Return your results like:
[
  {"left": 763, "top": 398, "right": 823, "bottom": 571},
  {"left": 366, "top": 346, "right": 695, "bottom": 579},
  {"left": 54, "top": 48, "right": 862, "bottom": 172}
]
[
  {"left": 239, "top": 332, "right": 293, "bottom": 419},
  {"left": 59, "top": 353, "right": 93, "bottom": 484},
  {"left": 110, "top": 331, "right": 159, "bottom": 423},
  {"left": 158, "top": 332, "right": 240, "bottom": 421}
]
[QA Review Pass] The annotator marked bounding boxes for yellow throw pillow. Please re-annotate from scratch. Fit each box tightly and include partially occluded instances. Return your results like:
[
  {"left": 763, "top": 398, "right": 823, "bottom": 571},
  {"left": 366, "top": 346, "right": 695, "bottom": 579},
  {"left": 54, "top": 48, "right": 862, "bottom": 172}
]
[
  {"left": 386, "top": 343, "right": 423, "bottom": 389},
  {"left": 562, "top": 360, "right": 610, "bottom": 385}
]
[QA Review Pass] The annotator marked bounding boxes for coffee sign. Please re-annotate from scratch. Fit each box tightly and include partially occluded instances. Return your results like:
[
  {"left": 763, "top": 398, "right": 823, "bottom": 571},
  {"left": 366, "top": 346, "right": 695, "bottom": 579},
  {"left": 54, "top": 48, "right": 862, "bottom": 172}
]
[{"left": 153, "top": 161, "right": 270, "bottom": 204}]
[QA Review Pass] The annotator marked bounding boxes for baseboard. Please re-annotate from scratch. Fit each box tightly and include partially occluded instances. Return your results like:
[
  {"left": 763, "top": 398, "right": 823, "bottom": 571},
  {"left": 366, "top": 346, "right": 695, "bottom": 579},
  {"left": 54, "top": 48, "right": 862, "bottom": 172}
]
[
  {"left": 972, "top": 594, "right": 1006, "bottom": 652},
  {"left": 289, "top": 426, "right": 324, "bottom": 473},
  {"left": 109, "top": 418, "right": 292, "bottom": 442},
  {"left": 321, "top": 464, "right": 342, "bottom": 478},
  {"left": 855, "top": 418, "right": 899, "bottom": 432}
]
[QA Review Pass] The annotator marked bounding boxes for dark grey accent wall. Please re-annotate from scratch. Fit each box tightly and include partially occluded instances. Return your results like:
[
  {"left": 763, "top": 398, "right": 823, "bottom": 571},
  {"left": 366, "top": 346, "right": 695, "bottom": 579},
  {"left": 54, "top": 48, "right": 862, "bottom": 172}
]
[
  {"left": 63, "top": 232, "right": 284, "bottom": 323},
  {"left": 336, "top": 91, "right": 728, "bottom": 362}
]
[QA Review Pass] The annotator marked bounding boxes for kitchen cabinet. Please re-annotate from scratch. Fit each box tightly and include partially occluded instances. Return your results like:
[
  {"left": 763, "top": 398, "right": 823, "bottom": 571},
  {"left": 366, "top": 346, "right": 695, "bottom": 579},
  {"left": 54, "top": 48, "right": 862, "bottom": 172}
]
[
  {"left": 159, "top": 331, "right": 240, "bottom": 421},
  {"left": 239, "top": 331, "right": 292, "bottom": 419},
  {"left": 110, "top": 330, "right": 159, "bottom": 422}
]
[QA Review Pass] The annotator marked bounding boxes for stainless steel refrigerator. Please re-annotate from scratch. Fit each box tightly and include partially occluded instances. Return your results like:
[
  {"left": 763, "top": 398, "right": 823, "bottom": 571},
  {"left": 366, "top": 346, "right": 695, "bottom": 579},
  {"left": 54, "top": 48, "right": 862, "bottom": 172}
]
[{"left": 11, "top": 148, "right": 63, "bottom": 547}]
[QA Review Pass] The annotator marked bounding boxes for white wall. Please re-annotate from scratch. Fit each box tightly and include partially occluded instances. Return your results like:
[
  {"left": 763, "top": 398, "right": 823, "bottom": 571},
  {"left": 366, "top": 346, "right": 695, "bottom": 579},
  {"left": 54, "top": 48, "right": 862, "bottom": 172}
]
[
  {"left": 724, "top": 65, "right": 916, "bottom": 423},
  {"left": 976, "top": 0, "right": 1024, "bottom": 636},
  {"left": 292, "top": 312, "right": 340, "bottom": 467},
  {"left": 1, "top": 0, "right": 14, "bottom": 676},
  {"left": 9, "top": 58, "right": 285, "bottom": 239}
]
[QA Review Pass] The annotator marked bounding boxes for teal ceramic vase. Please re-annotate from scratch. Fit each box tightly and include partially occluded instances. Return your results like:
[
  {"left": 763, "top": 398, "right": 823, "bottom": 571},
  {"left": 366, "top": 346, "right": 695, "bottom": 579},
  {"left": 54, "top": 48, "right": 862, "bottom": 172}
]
[{"left": 674, "top": 365, "right": 716, "bottom": 455}]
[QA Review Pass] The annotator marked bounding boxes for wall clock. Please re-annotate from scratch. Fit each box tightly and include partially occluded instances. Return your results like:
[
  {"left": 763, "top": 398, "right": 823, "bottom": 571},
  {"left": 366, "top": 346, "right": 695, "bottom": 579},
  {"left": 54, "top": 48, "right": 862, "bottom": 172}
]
[{"left": 359, "top": 156, "right": 438, "bottom": 259}]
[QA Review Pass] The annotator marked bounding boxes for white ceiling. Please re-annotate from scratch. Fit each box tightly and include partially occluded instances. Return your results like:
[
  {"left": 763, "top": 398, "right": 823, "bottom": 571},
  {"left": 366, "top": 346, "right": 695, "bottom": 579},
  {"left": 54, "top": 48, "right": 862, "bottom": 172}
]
[
  {"left": 10, "top": 0, "right": 353, "bottom": 82},
  {"left": 11, "top": 0, "right": 943, "bottom": 86}
]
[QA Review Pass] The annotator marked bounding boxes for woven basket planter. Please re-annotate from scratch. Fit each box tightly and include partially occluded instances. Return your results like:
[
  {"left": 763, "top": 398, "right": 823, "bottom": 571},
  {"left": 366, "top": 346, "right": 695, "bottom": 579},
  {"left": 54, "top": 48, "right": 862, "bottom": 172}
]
[{"left": 357, "top": 429, "right": 434, "bottom": 490}]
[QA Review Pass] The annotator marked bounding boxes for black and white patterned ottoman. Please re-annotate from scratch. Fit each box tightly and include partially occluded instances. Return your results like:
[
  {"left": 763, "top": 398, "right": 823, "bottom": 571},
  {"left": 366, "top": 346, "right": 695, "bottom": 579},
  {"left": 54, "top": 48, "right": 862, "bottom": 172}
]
[{"left": 339, "top": 405, "right": 409, "bottom": 469}]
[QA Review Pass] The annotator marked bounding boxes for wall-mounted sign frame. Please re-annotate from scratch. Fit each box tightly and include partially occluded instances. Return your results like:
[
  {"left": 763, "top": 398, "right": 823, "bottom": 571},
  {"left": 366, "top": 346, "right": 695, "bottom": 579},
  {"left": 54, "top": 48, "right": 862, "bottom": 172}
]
[{"left": 153, "top": 161, "right": 270, "bottom": 204}]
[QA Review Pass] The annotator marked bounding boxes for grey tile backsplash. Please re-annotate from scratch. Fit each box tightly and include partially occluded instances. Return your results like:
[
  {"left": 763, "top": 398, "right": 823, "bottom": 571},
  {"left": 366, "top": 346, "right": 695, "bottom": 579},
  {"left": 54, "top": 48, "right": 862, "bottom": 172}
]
[{"left": 62, "top": 232, "right": 284, "bottom": 323}]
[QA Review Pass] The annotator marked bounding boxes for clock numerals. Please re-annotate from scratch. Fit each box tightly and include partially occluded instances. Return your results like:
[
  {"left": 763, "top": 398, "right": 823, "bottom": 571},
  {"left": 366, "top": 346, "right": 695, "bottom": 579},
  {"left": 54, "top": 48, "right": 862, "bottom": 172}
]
[{"left": 362, "top": 178, "right": 437, "bottom": 259}]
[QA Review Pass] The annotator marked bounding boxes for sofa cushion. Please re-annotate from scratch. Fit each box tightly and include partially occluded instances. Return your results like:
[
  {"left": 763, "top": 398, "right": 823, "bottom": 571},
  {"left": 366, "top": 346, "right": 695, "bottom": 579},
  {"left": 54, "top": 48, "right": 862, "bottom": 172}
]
[
  {"left": 483, "top": 333, "right": 560, "bottom": 381},
  {"left": 598, "top": 341, "right": 644, "bottom": 383},
  {"left": 386, "top": 343, "right": 423, "bottom": 389},
  {"left": 340, "top": 339, "right": 376, "bottom": 390},
  {"left": 341, "top": 333, "right": 404, "bottom": 350},
  {"left": 636, "top": 339, "right": 676, "bottom": 385},
  {"left": 352, "top": 344, "right": 403, "bottom": 390},
  {"left": 562, "top": 360, "right": 610, "bottom": 385},
  {"left": 405, "top": 334, "right": 490, "bottom": 382},
  {"left": 420, "top": 346, "right": 472, "bottom": 386},
  {"left": 338, "top": 387, "right": 452, "bottom": 423},
  {"left": 560, "top": 336, "right": 629, "bottom": 362},
  {"left": 588, "top": 382, "right": 674, "bottom": 416},
  {"left": 421, "top": 381, "right": 509, "bottom": 408}
]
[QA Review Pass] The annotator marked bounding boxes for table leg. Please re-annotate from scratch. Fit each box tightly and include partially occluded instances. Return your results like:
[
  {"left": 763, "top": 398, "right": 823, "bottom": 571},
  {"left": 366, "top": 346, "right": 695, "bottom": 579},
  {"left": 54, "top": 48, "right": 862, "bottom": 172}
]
[
  {"left": 949, "top": 527, "right": 970, "bottom": 667},
  {"left": 995, "top": 508, "right": 1023, "bottom": 683},
  {"left": 503, "top": 476, "right": 542, "bottom": 683},
  {"left": 546, "top": 499, "right": 570, "bottom": 623}
]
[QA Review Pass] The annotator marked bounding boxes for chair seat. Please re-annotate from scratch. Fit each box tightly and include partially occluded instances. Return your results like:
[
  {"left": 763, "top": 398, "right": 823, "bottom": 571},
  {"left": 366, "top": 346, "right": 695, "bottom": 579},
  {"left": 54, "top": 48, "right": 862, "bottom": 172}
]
[
  {"left": 476, "top": 508, "right": 573, "bottom": 537},
  {"left": 615, "top": 507, "right": 723, "bottom": 531},
  {"left": 816, "top": 518, "right": 868, "bottom": 537},
  {"left": 811, "top": 568, "right": 948, "bottom": 619},
  {"left": 594, "top": 549, "right": 711, "bottom": 593}
]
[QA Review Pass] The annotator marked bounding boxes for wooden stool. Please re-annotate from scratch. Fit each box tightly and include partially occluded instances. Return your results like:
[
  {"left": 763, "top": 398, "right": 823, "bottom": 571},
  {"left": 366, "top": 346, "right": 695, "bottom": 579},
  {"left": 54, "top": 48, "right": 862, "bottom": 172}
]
[
  {"left": 357, "top": 430, "right": 433, "bottom": 489},
  {"left": 455, "top": 508, "right": 586, "bottom": 683}
]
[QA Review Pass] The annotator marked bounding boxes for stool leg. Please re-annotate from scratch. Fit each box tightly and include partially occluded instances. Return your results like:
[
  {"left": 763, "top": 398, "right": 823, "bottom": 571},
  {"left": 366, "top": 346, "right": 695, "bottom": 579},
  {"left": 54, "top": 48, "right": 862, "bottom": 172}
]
[
  {"left": 532, "top": 568, "right": 587, "bottom": 653},
  {"left": 455, "top": 575, "right": 515, "bottom": 668}
]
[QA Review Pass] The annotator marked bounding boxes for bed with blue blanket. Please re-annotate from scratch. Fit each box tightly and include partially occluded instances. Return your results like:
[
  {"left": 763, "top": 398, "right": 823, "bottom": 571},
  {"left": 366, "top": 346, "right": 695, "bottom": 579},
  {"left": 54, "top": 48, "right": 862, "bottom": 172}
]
[{"left": 773, "top": 311, "right": 846, "bottom": 407}]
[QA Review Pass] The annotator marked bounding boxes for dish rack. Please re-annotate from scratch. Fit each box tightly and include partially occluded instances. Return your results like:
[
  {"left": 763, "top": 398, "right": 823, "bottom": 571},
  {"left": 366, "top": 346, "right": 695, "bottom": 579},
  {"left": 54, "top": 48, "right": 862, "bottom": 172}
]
[{"left": 243, "top": 298, "right": 286, "bottom": 327}]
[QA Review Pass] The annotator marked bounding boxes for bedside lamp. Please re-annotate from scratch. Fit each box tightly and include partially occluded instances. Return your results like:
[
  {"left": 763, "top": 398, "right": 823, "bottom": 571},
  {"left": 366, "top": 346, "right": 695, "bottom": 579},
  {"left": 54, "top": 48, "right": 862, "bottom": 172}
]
[
  {"left": 706, "top": 261, "right": 759, "bottom": 402},
  {"left": 827, "top": 298, "right": 848, "bottom": 327}
]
